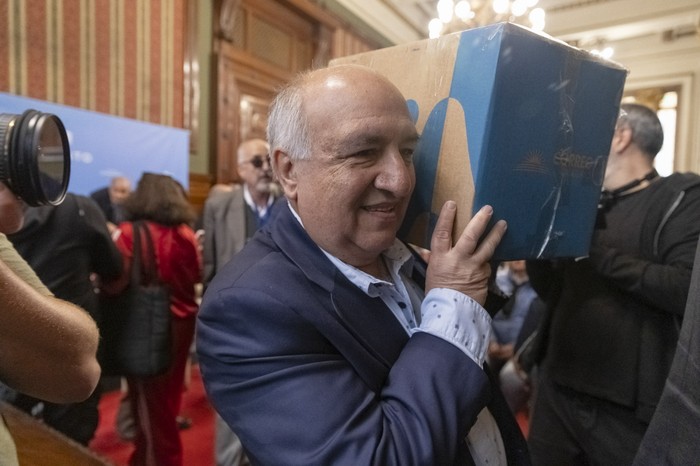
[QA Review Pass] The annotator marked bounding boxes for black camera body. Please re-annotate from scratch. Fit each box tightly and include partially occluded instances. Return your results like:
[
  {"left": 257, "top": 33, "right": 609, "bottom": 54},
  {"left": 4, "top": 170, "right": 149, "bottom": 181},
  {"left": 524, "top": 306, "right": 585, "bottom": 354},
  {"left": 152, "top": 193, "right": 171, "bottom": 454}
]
[{"left": 0, "top": 109, "right": 71, "bottom": 206}]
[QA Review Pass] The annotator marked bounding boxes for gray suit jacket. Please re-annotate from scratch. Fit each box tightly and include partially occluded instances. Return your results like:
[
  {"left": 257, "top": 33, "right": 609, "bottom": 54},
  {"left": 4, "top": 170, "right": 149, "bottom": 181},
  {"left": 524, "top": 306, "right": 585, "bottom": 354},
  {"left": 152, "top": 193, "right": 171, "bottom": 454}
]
[
  {"left": 202, "top": 186, "right": 248, "bottom": 286},
  {"left": 633, "top": 236, "right": 700, "bottom": 465}
]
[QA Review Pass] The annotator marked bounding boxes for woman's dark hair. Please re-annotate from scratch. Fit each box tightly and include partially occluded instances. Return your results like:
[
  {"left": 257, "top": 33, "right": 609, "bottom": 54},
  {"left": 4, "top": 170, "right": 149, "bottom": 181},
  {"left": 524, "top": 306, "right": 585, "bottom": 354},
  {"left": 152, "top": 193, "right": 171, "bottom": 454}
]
[{"left": 122, "top": 172, "right": 196, "bottom": 226}]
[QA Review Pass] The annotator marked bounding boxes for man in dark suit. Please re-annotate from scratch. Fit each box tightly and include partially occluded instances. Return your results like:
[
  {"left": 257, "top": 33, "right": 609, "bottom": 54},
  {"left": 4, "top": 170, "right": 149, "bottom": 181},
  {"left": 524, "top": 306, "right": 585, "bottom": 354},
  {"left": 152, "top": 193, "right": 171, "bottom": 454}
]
[
  {"left": 90, "top": 176, "right": 131, "bottom": 228},
  {"left": 197, "top": 65, "right": 529, "bottom": 465}
]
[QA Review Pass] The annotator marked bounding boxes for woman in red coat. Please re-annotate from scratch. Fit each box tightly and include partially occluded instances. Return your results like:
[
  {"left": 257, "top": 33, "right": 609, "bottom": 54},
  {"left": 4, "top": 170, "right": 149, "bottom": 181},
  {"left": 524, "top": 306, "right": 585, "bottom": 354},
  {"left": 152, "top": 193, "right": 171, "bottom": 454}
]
[{"left": 105, "top": 173, "right": 201, "bottom": 466}]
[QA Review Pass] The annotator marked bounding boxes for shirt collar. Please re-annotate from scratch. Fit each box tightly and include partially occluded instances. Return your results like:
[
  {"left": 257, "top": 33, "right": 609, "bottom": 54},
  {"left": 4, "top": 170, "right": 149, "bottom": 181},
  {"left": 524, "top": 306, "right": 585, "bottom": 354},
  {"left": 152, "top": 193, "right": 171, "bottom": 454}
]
[
  {"left": 287, "top": 202, "right": 414, "bottom": 295},
  {"left": 243, "top": 184, "right": 273, "bottom": 215}
]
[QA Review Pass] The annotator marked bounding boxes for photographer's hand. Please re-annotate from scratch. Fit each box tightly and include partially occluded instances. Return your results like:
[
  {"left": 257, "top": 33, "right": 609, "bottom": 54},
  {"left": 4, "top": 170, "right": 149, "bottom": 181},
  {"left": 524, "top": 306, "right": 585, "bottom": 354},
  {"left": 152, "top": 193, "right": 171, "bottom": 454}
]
[{"left": 0, "top": 182, "right": 24, "bottom": 234}]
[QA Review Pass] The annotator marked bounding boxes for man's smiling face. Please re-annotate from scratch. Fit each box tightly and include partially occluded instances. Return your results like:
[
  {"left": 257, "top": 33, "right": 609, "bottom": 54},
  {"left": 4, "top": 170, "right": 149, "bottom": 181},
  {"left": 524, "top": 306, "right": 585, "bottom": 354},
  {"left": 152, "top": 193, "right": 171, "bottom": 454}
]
[{"left": 288, "top": 68, "right": 418, "bottom": 270}]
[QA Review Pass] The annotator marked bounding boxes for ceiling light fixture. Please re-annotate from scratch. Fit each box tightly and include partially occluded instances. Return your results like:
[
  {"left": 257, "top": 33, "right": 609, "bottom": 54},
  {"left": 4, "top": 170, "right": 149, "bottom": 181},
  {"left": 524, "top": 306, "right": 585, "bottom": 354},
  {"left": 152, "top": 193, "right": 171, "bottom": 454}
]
[{"left": 429, "top": 0, "right": 545, "bottom": 38}]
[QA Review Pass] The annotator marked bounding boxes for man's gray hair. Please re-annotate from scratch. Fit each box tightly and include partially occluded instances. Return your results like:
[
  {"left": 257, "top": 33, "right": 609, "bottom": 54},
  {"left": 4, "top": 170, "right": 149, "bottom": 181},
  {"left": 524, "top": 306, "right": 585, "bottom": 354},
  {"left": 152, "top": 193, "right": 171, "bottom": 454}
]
[
  {"left": 619, "top": 103, "right": 664, "bottom": 159},
  {"left": 267, "top": 71, "right": 313, "bottom": 161}
]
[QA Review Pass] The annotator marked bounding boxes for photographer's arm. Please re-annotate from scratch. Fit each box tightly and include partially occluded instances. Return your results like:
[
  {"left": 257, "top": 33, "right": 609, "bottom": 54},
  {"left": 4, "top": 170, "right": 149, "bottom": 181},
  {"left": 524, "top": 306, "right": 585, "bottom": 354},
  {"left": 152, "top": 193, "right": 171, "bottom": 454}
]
[
  {"left": 0, "top": 243, "right": 100, "bottom": 403},
  {"left": 0, "top": 182, "right": 100, "bottom": 403}
]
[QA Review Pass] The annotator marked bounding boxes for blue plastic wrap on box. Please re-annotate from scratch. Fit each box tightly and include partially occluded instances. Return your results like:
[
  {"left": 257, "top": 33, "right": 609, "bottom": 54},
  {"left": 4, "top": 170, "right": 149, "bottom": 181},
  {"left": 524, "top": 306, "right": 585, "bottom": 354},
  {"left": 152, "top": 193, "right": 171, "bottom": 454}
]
[{"left": 331, "top": 22, "right": 628, "bottom": 260}]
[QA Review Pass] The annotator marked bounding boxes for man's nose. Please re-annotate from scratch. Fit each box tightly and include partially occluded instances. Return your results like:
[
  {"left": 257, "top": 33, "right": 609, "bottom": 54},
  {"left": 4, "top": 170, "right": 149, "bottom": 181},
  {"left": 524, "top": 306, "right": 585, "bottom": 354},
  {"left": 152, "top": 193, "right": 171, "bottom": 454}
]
[{"left": 375, "top": 150, "right": 413, "bottom": 196}]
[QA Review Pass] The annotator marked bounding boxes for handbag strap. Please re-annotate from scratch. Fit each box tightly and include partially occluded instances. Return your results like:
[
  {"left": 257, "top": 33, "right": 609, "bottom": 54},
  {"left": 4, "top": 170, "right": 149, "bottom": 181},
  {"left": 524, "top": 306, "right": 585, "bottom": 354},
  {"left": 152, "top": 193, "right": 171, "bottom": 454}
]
[{"left": 132, "top": 221, "right": 160, "bottom": 286}]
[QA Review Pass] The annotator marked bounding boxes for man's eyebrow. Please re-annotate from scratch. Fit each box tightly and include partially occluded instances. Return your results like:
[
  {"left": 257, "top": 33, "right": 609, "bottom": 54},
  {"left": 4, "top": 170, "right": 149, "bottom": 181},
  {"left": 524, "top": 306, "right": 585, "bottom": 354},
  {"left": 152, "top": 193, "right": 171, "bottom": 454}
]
[
  {"left": 341, "top": 132, "right": 420, "bottom": 146},
  {"left": 344, "top": 133, "right": 384, "bottom": 145}
]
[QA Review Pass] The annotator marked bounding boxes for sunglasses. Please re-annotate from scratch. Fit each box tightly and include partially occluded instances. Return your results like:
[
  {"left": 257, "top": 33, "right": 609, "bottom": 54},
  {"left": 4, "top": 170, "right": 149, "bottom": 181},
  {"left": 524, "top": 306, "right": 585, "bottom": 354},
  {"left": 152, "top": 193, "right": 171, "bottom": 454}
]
[{"left": 242, "top": 155, "right": 270, "bottom": 169}]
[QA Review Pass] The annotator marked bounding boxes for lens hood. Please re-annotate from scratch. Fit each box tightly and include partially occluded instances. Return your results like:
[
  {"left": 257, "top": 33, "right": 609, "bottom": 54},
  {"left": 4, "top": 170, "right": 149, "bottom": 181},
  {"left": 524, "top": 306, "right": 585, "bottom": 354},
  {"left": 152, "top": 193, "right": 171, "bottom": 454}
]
[{"left": 0, "top": 109, "right": 71, "bottom": 206}]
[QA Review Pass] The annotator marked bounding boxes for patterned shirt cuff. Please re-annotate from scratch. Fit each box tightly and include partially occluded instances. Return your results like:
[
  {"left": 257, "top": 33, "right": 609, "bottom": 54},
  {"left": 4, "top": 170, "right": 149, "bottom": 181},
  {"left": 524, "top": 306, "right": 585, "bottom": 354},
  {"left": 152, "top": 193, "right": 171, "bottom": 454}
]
[{"left": 414, "top": 288, "right": 493, "bottom": 367}]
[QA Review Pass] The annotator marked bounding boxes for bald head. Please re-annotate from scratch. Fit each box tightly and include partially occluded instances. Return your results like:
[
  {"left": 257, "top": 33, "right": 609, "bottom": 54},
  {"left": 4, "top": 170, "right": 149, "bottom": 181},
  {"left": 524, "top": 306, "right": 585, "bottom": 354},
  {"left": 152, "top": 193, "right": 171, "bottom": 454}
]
[
  {"left": 268, "top": 64, "right": 418, "bottom": 269},
  {"left": 109, "top": 176, "right": 131, "bottom": 205},
  {"left": 267, "top": 65, "right": 411, "bottom": 161},
  {"left": 237, "top": 139, "right": 269, "bottom": 165}
]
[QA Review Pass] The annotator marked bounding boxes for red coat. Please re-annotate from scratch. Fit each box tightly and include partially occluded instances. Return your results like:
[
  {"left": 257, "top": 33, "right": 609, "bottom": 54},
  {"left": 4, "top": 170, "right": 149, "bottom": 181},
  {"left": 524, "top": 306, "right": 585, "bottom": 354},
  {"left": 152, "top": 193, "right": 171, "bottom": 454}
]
[{"left": 109, "top": 221, "right": 201, "bottom": 319}]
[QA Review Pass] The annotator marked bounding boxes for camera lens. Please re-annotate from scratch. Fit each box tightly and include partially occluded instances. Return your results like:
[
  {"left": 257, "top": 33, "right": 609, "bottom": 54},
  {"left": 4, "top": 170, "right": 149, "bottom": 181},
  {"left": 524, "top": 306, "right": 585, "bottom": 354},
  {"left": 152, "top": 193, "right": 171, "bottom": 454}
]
[{"left": 0, "top": 109, "right": 71, "bottom": 206}]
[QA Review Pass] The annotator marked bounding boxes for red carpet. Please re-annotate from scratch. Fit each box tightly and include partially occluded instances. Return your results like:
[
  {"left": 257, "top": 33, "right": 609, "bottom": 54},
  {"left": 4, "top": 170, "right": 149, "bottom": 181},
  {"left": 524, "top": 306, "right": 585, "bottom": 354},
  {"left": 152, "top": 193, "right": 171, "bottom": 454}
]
[
  {"left": 90, "top": 365, "right": 215, "bottom": 465},
  {"left": 516, "top": 410, "right": 530, "bottom": 438}
]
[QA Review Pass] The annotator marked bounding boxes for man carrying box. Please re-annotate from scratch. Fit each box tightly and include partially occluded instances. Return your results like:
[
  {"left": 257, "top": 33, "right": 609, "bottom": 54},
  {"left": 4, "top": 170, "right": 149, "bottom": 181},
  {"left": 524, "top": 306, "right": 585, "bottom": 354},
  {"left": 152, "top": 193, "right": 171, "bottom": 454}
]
[{"left": 197, "top": 64, "right": 530, "bottom": 465}]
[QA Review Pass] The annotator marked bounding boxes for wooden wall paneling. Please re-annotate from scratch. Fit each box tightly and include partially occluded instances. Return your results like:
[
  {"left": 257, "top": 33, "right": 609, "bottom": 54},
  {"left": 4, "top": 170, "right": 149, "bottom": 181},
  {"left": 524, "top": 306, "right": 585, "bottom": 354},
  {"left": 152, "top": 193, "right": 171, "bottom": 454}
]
[
  {"left": 331, "top": 28, "right": 375, "bottom": 59},
  {"left": 213, "top": 0, "right": 314, "bottom": 186},
  {"left": 244, "top": 0, "right": 316, "bottom": 73},
  {"left": 239, "top": 93, "right": 270, "bottom": 143},
  {"left": 184, "top": 0, "right": 200, "bottom": 152},
  {"left": 211, "top": 0, "right": 380, "bottom": 187},
  {"left": 215, "top": 50, "right": 242, "bottom": 185},
  {"left": 188, "top": 173, "right": 215, "bottom": 219},
  {"left": 215, "top": 42, "right": 282, "bottom": 184},
  {"left": 283, "top": 0, "right": 340, "bottom": 29}
]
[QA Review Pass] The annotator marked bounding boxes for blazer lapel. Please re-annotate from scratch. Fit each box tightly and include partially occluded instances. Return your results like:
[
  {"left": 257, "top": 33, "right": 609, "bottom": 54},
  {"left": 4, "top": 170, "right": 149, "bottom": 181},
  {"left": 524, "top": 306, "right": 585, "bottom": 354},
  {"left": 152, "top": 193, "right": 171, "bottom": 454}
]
[
  {"left": 330, "top": 276, "right": 409, "bottom": 369},
  {"left": 269, "top": 205, "right": 410, "bottom": 390}
]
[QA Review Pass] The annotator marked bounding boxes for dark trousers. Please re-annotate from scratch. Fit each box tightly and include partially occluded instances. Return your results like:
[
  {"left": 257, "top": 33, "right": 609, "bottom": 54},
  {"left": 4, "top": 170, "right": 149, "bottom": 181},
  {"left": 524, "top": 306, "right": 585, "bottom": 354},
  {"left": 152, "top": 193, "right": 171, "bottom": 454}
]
[{"left": 528, "top": 367, "right": 648, "bottom": 466}]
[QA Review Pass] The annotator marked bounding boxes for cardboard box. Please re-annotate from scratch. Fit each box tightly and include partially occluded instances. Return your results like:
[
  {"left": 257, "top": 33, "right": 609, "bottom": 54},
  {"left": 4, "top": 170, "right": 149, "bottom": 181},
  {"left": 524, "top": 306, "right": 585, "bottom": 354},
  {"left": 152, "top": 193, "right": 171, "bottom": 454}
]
[{"left": 331, "top": 23, "right": 627, "bottom": 260}]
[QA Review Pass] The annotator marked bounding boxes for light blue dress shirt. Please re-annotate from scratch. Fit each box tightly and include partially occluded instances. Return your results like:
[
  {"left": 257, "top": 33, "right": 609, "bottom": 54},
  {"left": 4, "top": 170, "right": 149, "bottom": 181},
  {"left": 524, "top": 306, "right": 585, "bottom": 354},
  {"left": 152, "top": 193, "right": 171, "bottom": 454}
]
[{"left": 288, "top": 202, "right": 507, "bottom": 465}]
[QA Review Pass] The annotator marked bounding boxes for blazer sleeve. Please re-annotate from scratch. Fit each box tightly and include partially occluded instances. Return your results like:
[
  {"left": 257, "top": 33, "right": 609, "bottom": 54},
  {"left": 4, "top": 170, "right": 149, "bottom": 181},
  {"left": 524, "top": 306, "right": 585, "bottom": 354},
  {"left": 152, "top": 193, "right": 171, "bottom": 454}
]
[{"left": 197, "top": 280, "right": 491, "bottom": 466}]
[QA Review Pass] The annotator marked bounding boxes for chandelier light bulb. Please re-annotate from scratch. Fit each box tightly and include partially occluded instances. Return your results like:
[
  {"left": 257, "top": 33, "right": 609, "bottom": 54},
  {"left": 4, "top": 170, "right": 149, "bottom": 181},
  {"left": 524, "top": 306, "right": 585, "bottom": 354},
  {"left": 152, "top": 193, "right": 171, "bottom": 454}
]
[
  {"left": 492, "top": 0, "right": 510, "bottom": 15},
  {"left": 454, "top": 0, "right": 473, "bottom": 20},
  {"left": 437, "top": 0, "right": 455, "bottom": 23},
  {"left": 429, "top": 18, "right": 444, "bottom": 38},
  {"left": 511, "top": 0, "right": 528, "bottom": 17},
  {"left": 430, "top": 0, "right": 546, "bottom": 37},
  {"left": 529, "top": 7, "right": 545, "bottom": 30}
]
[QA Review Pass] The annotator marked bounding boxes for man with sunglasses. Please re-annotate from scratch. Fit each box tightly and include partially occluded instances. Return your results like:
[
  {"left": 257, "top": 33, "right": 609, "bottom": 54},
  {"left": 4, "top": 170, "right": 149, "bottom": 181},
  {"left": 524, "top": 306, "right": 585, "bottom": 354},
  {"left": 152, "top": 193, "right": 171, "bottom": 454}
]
[
  {"left": 203, "top": 138, "right": 279, "bottom": 286},
  {"left": 201, "top": 137, "right": 280, "bottom": 466}
]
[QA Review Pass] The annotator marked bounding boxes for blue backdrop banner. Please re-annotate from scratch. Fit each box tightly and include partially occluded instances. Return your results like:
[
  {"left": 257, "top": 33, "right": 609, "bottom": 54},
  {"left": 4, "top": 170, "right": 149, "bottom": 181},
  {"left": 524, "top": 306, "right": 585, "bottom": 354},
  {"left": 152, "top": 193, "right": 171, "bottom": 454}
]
[{"left": 0, "top": 92, "right": 190, "bottom": 195}]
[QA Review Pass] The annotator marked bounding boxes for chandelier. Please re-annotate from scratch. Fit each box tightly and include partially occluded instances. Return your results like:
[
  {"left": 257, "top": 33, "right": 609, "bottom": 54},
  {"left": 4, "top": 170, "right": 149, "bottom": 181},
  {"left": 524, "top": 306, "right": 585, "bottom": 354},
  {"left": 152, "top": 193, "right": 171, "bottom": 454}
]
[{"left": 429, "top": 0, "right": 546, "bottom": 38}]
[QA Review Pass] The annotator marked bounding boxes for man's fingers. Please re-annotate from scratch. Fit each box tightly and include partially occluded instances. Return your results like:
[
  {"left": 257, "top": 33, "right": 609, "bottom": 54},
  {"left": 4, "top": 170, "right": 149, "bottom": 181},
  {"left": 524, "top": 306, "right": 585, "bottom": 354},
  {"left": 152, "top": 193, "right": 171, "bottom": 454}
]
[
  {"left": 430, "top": 202, "right": 507, "bottom": 261},
  {"left": 425, "top": 202, "right": 506, "bottom": 301},
  {"left": 473, "top": 219, "right": 507, "bottom": 262},
  {"left": 430, "top": 200, "right": 457, "bottom": 254},
  {"left": 453, "top": 205, "right": 495, "bottom": 255}
]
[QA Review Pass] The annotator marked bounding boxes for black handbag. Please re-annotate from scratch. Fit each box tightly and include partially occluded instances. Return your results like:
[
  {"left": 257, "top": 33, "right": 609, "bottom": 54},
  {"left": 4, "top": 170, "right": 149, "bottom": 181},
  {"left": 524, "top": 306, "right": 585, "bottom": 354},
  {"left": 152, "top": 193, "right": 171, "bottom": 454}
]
[{"left": 98, "top": 221, "right": 172, "bottom": 376}]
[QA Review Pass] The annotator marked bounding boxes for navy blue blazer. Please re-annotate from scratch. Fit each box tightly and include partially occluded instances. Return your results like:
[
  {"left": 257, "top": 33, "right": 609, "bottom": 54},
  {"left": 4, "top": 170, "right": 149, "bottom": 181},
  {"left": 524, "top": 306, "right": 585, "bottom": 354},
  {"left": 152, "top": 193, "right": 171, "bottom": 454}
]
[{"left": 197, "top": 204, "right": 529, "bottom": 465}]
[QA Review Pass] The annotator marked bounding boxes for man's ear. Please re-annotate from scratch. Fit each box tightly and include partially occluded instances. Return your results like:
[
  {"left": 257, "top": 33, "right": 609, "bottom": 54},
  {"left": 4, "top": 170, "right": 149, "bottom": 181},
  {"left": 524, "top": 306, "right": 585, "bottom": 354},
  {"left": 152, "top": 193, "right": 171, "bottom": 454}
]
[
  {"left": 612, "top": 126, "right": 633, "bottom": 154},
  {"left": 272, "top": 149, "right": 298, "bottom": 201}
]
